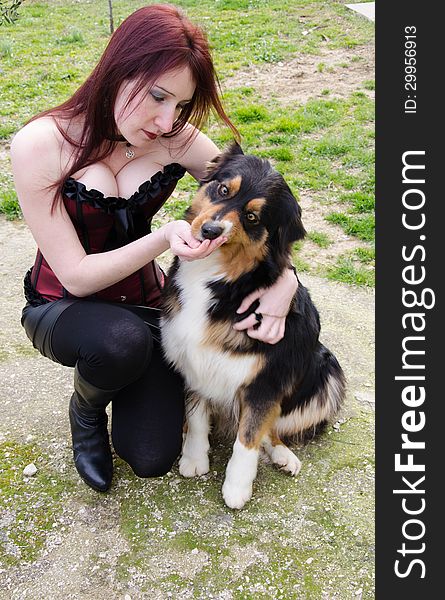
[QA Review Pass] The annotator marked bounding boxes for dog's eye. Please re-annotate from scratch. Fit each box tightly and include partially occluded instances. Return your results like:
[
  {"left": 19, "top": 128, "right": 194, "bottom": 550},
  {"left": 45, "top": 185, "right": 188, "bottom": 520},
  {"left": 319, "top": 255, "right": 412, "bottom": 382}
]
[
  {"left": 245, "top": 212, "right": 259, "bottom": 224},
  {"left": 217, "top": 184, "right": 229, "bottom": 197}
]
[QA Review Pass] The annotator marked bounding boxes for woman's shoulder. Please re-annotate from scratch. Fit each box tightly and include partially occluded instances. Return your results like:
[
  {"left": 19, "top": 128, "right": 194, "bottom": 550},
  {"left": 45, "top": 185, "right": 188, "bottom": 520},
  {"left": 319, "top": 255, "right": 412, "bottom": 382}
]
[
  {"left": 11, "top": 117, "right": 65, "bottom": 171},
  {"left": 12, "top": 116, "right": 62, "bottom": 151},
  {"left": 166, "top": 124, "right": 220, "bottom": 180},
  {"left": 11, "top": 116, "right": 77, "bottom": 182}
]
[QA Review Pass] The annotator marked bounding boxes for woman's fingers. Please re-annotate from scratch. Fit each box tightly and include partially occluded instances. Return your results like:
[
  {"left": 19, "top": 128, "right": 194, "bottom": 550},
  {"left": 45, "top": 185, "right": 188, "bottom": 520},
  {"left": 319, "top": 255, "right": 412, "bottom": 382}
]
[
  {"left": 176, "top": 235, "right": 227, "bottom": 261},
  {"left": 233, "top": 313, "right": 286, "bottom": 344},
  {"left": 235, "top": 289, "right": 264, "bottom": 314}
]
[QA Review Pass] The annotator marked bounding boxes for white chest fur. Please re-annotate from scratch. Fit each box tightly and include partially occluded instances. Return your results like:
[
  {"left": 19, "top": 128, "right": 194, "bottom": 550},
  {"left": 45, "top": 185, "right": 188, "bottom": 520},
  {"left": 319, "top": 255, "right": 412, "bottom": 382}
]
[{"left": 161, "top": 254, "right": 258, "bottom": 407}]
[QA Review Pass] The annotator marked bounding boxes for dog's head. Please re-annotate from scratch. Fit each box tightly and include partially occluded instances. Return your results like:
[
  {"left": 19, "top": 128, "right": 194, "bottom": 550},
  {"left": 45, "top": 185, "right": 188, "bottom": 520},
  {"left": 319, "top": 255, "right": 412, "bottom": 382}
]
[{"left": 187, "top": 142, "right": 305, "bottom": 278}]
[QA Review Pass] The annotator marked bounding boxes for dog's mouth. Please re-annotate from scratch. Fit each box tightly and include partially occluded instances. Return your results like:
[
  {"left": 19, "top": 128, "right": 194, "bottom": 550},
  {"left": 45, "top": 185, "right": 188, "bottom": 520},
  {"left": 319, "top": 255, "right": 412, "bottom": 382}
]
[{"left": 192, "top": 218, "right": 234, "bottom": 242}]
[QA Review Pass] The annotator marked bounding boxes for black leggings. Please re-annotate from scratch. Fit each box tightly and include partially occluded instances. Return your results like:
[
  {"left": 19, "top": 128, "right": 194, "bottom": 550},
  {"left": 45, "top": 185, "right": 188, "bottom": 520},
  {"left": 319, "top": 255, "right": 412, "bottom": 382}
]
[{"left": 21, "top": 299, "right": 185, "bottom": 477}]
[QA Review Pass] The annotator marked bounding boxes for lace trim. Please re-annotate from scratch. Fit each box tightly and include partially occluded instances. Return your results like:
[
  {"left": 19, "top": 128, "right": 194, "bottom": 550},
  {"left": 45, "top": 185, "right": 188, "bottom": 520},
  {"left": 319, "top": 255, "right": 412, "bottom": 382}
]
[
  {"left": 63, "top": 162, "right": 186, "bottom": 213},
  {"left": 24, "top": 268, "right": 50, "bottom": 307}
]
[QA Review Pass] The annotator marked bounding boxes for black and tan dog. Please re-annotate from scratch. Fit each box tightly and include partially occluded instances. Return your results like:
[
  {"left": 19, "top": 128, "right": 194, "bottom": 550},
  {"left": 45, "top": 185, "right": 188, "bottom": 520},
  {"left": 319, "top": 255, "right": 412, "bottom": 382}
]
[{"left": 161, "top": 143, "right": 345, "bottom": 509}]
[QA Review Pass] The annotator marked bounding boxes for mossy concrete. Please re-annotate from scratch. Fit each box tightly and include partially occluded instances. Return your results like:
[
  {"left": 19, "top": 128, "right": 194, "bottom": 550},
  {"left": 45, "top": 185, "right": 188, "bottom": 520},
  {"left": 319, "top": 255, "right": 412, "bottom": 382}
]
[{"left": 0, "top": 216, "right": 374, "bottom": 598}]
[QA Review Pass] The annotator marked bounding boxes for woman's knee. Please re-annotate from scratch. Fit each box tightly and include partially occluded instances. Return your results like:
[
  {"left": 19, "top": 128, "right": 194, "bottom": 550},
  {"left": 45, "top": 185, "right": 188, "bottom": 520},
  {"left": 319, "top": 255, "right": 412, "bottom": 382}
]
[
  {"left": 81, "top": 312, "right": 153, "bottom": 387},
  {"left": 116, "top": 436, "right": 182, "bottom": 479},
  {"left": 129, "top": 454, "right": 179, "bottom": 478}
]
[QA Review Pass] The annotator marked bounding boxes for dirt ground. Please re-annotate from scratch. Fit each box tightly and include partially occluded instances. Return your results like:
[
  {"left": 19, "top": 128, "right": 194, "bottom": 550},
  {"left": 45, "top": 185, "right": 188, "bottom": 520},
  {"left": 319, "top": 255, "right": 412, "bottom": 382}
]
[
  {"left": 223, "top": 43, "right": 375, "bottom": 105},
  {"left": 0, "top": 40, "right": 375, "bottom": 599},
  {"left": 225, "top": 43, "right": 375, "bottom": 272}
]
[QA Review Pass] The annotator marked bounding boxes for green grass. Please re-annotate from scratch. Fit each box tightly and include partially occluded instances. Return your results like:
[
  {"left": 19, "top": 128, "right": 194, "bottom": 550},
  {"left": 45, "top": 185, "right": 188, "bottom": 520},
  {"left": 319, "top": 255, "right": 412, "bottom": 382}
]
[
  {"left": 0, "top": 40, "right": 12, "bottom": 57},
  {"left": 355, "top": 246, "right": 375, "bottom": 263},
  {"left": 0, "top": 189, "right": 21, "bottom": 220},
  {"left": 328, "top": 255, "right": 375, "bottom": 286},
  {"left": 0, "top": 441, "right": 71, "bottom": 566},
  {"left": 326, "top": 212, "right": 375, "bottom": 242},
  {"left": 307, "top": 231, "right": 332, "bottom": 248},
  {"left": 0, "top": 0, "right": 374, "bottom": 287},
  {"left": 55, "top": 28, "right": 85, "bottom": 46},
  {"left": 0, "top": 0, "right": 373, "bottom": 132}
]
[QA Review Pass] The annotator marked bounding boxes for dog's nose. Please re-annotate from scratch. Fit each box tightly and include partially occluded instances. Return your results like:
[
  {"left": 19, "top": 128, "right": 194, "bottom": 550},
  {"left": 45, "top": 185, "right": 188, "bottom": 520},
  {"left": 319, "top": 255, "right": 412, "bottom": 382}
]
[{"left": 201, "top": 222, "right": 224, "bottom": 240}]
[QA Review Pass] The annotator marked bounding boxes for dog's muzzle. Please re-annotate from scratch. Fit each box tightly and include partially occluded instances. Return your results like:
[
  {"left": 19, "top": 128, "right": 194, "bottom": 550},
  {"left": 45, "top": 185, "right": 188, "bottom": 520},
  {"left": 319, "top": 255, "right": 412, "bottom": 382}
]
[{"left": 201, "top": 222, "right": 224, "bottom": 240}]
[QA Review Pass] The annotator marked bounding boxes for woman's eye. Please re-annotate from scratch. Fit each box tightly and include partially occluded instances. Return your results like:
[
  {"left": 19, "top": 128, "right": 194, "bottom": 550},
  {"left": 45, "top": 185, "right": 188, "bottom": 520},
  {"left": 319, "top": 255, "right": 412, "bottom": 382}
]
[
  {"left": 245, "top": 212, "right": 259, "bottom": 223},
  {"left": 151, "top": 93, "right": 164, "bottom": 103},
  {"left": 217, "top": 184, "right": 229, "bottom": 197}
]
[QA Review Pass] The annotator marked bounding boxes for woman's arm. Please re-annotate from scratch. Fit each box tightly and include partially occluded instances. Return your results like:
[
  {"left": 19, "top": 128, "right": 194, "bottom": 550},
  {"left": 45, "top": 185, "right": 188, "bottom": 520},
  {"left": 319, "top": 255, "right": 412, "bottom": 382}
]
[
  {"left": 11, "top": 121, "right": 223, "bottom": 298},
  {"left": 232, "top": 268, "right": 298, "bottom": 344}
]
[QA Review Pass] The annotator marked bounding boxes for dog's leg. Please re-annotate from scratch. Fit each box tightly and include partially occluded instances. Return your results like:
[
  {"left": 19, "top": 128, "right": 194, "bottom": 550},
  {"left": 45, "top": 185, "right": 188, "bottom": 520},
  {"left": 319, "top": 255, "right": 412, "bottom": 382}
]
[
  {"left": 262, "top": 430, "right": 301, "bottom": 476},
  {"left": 222, "top": 402, "right": 280, "bottom": 510},
  {"left": 179, "top": 394, "right": 211, "bottom": 477}
]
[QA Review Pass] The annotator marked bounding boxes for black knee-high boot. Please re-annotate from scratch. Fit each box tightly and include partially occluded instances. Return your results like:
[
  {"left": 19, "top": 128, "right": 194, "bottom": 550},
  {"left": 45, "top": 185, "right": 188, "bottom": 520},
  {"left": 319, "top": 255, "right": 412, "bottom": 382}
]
[{"left": 69, "top": 365, "right": 118, "bottom": 492}]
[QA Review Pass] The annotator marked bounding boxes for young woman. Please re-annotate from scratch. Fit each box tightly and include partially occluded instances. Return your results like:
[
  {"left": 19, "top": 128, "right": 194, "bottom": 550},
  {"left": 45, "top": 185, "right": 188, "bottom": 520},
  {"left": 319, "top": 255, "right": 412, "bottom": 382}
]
[{"left": 11, "top": 4, "right": 298, "bottom": 492}]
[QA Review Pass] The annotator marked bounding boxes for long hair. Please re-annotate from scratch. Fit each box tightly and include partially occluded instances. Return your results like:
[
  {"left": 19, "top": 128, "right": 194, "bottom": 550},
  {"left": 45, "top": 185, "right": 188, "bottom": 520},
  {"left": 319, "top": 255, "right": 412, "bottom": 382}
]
[{"left": 30, "top": 4, "right": 239, "bottom": 208}]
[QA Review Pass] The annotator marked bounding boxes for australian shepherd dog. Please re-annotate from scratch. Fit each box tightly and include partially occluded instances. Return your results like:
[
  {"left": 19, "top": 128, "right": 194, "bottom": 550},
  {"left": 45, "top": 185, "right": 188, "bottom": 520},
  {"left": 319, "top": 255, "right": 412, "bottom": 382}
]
[{"left": 161, "top": 143, "right": 346, "bottom": 509}]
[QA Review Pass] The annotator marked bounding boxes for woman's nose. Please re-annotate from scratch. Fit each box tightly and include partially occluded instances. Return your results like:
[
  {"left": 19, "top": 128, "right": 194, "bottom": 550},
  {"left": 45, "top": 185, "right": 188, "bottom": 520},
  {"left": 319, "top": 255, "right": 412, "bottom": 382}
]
[{"left": 153, "top": 106, "right": 176, "bottom": 134}]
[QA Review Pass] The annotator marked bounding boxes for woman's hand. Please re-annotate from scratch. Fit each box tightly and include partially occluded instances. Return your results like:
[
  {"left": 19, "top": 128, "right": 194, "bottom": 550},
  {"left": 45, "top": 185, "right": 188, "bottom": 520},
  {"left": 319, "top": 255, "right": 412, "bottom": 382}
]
[
  {"left": 233, "top": 268, "right": 298, "bottom": 344},
  {"left": 162, "top": 220, "right": 226, "bottom": 261}
]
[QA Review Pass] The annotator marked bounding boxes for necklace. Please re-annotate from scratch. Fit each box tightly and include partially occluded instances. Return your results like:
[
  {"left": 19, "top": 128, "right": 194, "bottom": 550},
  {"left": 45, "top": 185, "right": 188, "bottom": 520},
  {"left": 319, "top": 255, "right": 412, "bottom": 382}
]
[{"left": 125, "top": 142, "right": 135, "bottom": 159}]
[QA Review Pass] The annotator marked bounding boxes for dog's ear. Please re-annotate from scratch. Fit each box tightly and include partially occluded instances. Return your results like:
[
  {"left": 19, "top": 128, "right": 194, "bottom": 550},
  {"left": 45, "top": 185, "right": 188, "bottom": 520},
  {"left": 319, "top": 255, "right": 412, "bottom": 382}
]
[
  {"left": 201, "top": 141, "right": 244, "bottom": 183},
  {"left": 226, "top": 140, "right": 244, "bottom": 157},
  {"left": 273, "top": 190, "right": 306, "bottom": 255}
]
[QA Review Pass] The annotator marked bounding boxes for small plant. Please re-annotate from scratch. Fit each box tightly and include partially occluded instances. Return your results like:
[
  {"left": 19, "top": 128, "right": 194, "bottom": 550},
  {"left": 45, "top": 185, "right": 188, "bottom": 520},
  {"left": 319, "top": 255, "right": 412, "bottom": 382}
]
[
  {"left": 253, "top": 38, "right": 282, "bottom": 63},
  {"left": 328, "top": 256, "right": 374, "bottom": 286},
  {"left": 354, "top": 247, "right": 375, "bottom": 264},
  {"left": 0, "top": 190, "right": 21, "bottom": 220},
  {"left": 234, "top": 105, "right": 268, "bottom": 123},
  {"left": 0, "top": 39, "right": 12, "bottom": 56},
  {"left": 326, "top": 212, "right": 375, "bottom": 242},
  {"left": 0, "top": 0, "right": 23, "bottom": 25},
  {"left": 307, "top": 231, "right": 332, "bottom": 248},
  {"left": 56, "top": 29, "right": 85, "bottom": 45}
]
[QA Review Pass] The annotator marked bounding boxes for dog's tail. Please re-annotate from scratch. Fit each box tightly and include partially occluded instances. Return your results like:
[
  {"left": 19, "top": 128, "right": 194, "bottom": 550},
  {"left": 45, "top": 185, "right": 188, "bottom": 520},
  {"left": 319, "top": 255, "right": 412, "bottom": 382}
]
[{"left": 276, "top": 343, "right": 346, "bottom": 440}]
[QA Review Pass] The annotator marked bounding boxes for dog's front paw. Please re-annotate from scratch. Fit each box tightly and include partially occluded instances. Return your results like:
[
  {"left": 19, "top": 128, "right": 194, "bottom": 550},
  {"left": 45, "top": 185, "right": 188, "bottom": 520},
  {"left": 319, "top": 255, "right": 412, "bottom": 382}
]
[
  {"left": 179, "top": 453, "right": 210, "bottom": 478},
  {"left": 222, "top": 479, "right": 253, "bottom": 510},
  {"left": 269, "top": 445, "right": 302, "bottom": 476}
]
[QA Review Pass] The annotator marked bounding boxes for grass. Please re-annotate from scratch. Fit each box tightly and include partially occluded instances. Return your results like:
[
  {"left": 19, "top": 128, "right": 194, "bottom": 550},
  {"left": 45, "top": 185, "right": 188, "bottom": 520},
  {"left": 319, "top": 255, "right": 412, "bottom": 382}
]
[
  {"left": 0, "top": 441, "right": 71, "bottom": 566},
  {"left": 1, "top": 3, "right": 374, "bottom": 594},
  {"left": 307, "top": 231, "right": 332, "bottom": 248},
  {"left": 328, "top": 256, "right": 375, "bottom": 286},
  {"left": 0, "top": 0, "right": 374, "bottom": 288},
  {"left": 0, "top": 189, "right": 21, "bottom": 220}
]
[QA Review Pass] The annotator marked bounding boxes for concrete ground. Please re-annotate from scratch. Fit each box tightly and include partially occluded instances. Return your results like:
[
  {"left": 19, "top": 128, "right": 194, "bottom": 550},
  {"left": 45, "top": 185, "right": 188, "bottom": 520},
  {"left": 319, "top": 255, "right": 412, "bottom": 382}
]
[
  {"left": 346, "top": 3, "right": 375, "bottom": 23},
  {"left": 0, "top": 216, "right": 374, "bottom": 599}
]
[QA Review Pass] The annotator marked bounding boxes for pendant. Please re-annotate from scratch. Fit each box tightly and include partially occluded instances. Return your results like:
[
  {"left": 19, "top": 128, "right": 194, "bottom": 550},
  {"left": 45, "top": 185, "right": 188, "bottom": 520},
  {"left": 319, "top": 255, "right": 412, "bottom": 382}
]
[{"left": 125, "top": 144, "right": 135, "bottom": 159}]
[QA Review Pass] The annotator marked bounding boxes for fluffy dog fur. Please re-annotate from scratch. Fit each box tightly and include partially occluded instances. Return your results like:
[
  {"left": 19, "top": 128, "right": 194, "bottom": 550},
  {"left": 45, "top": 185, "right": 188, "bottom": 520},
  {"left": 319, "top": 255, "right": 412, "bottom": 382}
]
[{"left": 161, "top": 143, "right": 345, "bottom": 509}]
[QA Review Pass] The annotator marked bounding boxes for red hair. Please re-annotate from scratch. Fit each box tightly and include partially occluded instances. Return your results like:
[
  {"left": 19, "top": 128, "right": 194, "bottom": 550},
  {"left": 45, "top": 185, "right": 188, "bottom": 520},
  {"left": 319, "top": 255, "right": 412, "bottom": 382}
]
[{"left": 31, "top": 4, "right": 239, "bottom": 206}]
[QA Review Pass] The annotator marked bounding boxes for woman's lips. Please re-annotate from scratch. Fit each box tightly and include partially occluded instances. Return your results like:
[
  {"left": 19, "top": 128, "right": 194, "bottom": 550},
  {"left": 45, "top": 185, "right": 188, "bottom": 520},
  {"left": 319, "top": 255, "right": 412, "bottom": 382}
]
[{"left": 143, "top": 130, "right": 158, "bottom": 140}]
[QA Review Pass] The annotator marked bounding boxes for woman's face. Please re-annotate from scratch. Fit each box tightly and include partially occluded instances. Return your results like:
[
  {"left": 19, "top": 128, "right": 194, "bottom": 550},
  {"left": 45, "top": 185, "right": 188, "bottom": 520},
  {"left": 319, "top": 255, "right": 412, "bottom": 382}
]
[{"left": 114, "top": 66, "right": 196, "bottom": 146}]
